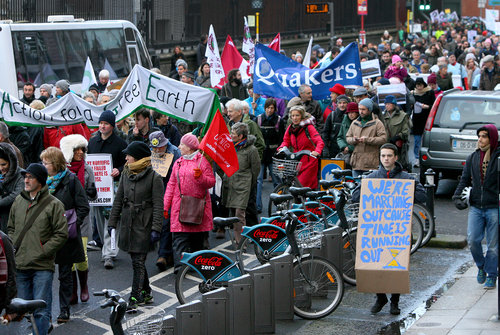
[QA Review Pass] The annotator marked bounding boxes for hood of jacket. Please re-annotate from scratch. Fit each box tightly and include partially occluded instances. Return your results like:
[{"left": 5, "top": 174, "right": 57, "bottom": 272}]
[
  {"left": 376, "top": 161, "right": 404, "bottom": 178},
  {"left": 297, "top": 113, "right": 316, "bottom": 127},
  {"left": 0, "top": 142, "right": 20, "bottom": 183},
  {"left": 477, "top": 124, "right": 498, "bottom": 153},
  {"left": 60, "top": 134, "right": 89, "bottom": 163}
]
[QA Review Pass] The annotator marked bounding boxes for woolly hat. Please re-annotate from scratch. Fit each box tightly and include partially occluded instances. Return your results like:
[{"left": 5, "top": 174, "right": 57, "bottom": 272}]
[
  {"left": 378, "top": 78, "right": 390, "bottom": 86},
  {"left": 329, "top": 83, "right": 346, "bottom": 95},
  {"left": 353, "top": 87, "right": 368, "bottom": 97},
  {"left": 359, "top": 98, "right": 373, "bottom": 112},
  {"left": 181, "top": 134, "right": 199, "bottom": 151},
  {"left": 415, "top": 77, "right": 427, "bottom": 87},
  {"left": 98, "top": 110, "right": 116, "bottom": 128},
  {"left": 60, "top": 134, "right": 88, "bottom": 163},
  {"left": 392, "top": 55, "right": 402, "bottom": 64},
  {"left": 346, "top": 102, "right": 359, "bottom": 114},
  {"left": 483, "top": 55, "right": 495, "bottom": 63},
  {"left": 465, "top": 53, "right": 476, "bottom": 62},
  {"left": 295, "top": 52, "right": 303, "bottom": 59},
  {"left": 175, "top": 59, "right": 188, "bottom": 68},
  {"left": 149, "top": 131, "right": 168, "bottom": 148},
  {"left": 427, "top": 73, "right": 437, "bottom": 84},
  {"left": 336, "top": 95, "right": 349, "bottom": 103},
  {"left": 391, "top": 43, "right": 400, "bottom": 50},
  {"left": 56, "top": 79, "right": 70, "bottom": 93},
  {"left": 123, "top": 141, "right": 151, "bottom": 160},
  {"left": 40, "top": 83, "right": 53, "bottom": 93},
  {"left": 378, "top": 43, "right": 385, "bottom": 52},
  {"left": 21, "top": 163, "right": 48, "bottom": 186},
  {"left": 384, "top": 95, "right": 397, "bottom": 105},
  {"left": 89, "top": 84, "right": 99, "bottom": 92}
]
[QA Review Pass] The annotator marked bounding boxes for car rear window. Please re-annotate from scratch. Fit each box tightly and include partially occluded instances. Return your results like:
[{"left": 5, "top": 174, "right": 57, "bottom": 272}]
[{"left": 436, "top": 98, "right": 500, "bottom": 128}]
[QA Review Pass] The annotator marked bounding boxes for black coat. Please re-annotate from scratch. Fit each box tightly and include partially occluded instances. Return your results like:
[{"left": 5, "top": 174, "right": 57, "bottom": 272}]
[
  {"left": 322, "top": 108, "right": 344, "bottom": 158},
  {"left": 0, "top": 143, "right": 24, "bottom": 233},
  {"left": 25, "top": 127, "right": 44, "bottom": 165},
  {"left": 8, "top": 126, "right": 30, "bottom": 167},
  {"left": 88, "top": 132, "right": 127, "bottom": 181},
  {"left": 53, "top": 172, "right": 90, "bottom": 264},
  {"left": 454, "top": 148, "right": 500, "bottom": 209},
  {"left": 411, "top": 88, "right": 435, "bottom": 135},
  {"left": 0, "top": 231, "right": 16, "bottom": 310},
  {"left": 257, "top": 113, "right": 284, "bottom": 165}
]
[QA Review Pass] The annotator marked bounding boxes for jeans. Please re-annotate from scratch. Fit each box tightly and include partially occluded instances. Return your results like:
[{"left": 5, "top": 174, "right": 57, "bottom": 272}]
[
  {"left": 158, "top": 217, "right": 173, "bottom": 258},
  {"left": 467, "top": 206, "right": 499, "bottom": 278},
  {"left": 413, "top": 134, "right": 422, "bottom": 161},
  {"left": 16, "top": 270, "right": 54, "bottom": 335},
  {"left": 256, "top": 162, "right": 281, "bottom": 212}
]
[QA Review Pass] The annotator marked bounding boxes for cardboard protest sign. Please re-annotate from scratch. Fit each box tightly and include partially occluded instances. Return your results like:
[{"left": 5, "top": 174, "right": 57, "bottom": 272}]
[
  {"left": 361, "top": 59, "right": 381, "bottom": 79},
  {"left": 355, "top": 178, "right": 415, "bottom": 293},
  {"left": 87, "top": 154, "right": 114, "bottom": 206},
  {"left": 376, "top": 83, "right": 407, "bottom": 107},
  {"left": 151, "top": 153, "right": 174, "bottom": 177}
]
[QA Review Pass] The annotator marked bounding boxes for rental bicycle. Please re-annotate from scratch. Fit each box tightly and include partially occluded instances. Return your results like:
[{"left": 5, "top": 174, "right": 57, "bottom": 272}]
[{"left": 1, "top": 298, "right": 47, "bottom": 335}]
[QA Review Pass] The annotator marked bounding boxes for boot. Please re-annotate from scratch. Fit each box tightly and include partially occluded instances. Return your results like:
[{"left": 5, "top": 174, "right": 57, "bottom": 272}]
[
  {"left": 69, "top": 271, "right": 78, "bottom": 305},
  {"left": 78, "top": 269, "right": 89, "bottom": 303}
]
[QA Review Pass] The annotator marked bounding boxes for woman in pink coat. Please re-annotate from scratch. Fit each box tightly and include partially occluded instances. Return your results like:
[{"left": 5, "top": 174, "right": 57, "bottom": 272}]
[{"left": 164, "top": 134, "right": 215, "bottom": 270}]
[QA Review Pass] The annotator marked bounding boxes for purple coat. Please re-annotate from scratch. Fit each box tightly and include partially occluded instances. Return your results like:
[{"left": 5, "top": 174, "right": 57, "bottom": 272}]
[
  {"left": 164, "top": 152, "right": 215, "bottom": 232},
  {"left": 384, "top": 66, "right": 408, "bottom": 83}
]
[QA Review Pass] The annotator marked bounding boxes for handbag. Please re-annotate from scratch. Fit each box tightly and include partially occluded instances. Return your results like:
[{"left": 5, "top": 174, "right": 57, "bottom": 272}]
[
  {"left": 177, "top": 168, "right": 205, "bottom": 225},
  {"left": 65, "top": 209, "right": 78, "bottom": 239}
]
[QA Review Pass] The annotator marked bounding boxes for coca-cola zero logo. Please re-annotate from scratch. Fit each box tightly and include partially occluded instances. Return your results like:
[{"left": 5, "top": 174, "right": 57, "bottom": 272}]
[
  {"left": 194, "top": 256, "right": 223, "bottom": 267},
  {"left": 305, "top": 204, "right": 322, "bottom": 216},
  {"left": 253, "top": 229, "right": 279, "bottom": 240},
  {"left": 269, "top": 219, "right": 286, "bottom": 229},
  {"left": 320, "top": 200, "right": 336, "bottom": 209}
]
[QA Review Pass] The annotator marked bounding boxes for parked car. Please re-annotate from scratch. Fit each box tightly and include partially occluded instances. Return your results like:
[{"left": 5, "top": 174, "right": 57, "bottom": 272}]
[{"left": 419, "top": 89, "right": 500, "bottom": 189}]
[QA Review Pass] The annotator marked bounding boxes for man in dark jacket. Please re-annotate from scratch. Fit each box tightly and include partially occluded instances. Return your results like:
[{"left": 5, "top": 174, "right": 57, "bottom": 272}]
[
  {"left": 87, "top": 111, "right": 127, "bottom": 269},
  {"left": 220, "top": 69, "right": 248, "bottom": 100},
  {"left": 352, "top": 143, "right": 426, "bottom": 316},
  {"left": 322, "top": 95, "right": 348, "bottom": 158},
  {"left": 479, "top": 55, "right": 500, "bottom": 91},
  {"left": 453, "top": 124, "right": 499, "bottom": 289},
  {"left": 127, "top": 109, "right": 160, "bottom": 146},
  {"left": 8, "top": 163, "right": 67, "bottom": 335},
  {"left": 19, "top": 82, "right": 36, "bottom": 105}
]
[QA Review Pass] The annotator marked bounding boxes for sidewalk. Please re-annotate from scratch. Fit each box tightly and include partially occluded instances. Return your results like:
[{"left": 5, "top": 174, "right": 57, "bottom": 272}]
[{"left": 405, "top": 266, "right": 500, "bottom": 335}]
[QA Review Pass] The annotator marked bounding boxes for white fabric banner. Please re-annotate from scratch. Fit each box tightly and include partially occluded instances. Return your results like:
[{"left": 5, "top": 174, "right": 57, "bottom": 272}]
[
  {"left": 205, "top": 25, "right": 225, "bottom": 88},
  {"left": 0, "top": 65, "right": 215, "bottom": 127},
  {"left": 81, "top": 57, "right": 97, "bottom": 95},
  {"left": 242, "top": 16, "right": 255, "bottom": 74}
]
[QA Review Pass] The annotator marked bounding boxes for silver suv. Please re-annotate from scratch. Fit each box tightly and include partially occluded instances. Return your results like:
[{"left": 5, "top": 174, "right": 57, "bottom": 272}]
[{"left": 419, "top": 89, "right": 500, "bottom": 188}]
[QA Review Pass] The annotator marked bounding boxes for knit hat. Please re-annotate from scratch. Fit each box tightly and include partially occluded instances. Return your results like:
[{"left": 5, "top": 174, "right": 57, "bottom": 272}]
[
  {"left": 359, "top": 98, "right": 373, "bottom": 112},
  {"left": 391, "top": 43, "right": 400, "bottom": 51},
  {"left": 482, "top": 55, "right": 495, "bottom": 63},
  {"left": 427, "top": 73, "right": 437, "bottom": 85},
  {"left": 378, "top": 43, "right": 385, "bottom": 52},
  {"left": 40, "top": 83, "right": 53, "bottom": 93},
  {"left": 149, "top": 131, "right": 168, "bottom": 148},
  {"left": 180, "top": 134, "right": 199, "bottom": 151},
  {"left": 353, "top": 87, "right": 368, "bottom": 97},
  {"left": 175, "top": 59, "right": 188, "bottom": 68},
  {"left": 21, "top": 163, "right": 48, "bottom": 186},
  {"left": 60, "top": 134, "right": 88, "bottom": 163},
  {"left": 465, "top": 53, "right": 476, "bottom": 63},
  {"left": 329, "top": 83, "right": 345, "bottom": 95},
  {"left": 336, "top": 95, "right": 349, "bottom": 103},
  {"left": 295, "top": 52, "right": 303, "bottom": 59},
  {"left": 55, "top": 79, "right": 70, "bottom": 93},
  {"left": 384, "top": 95, "right": 397, "bottom": 105},
  {"left": 415, "top": 77, "right": 427, "bottom": 87},
  {"left": 123, "top": 141, "right": 151, "bottom": 160},
  {"left": 98, "top": 110, "right": 116, "bottom": 128},
  {"left": 378, "top": 78, "right": 390, "bottom": 86},
  {"left": 89, "top": 84, "right": 99, "bottom": 92},
  {"left": 346, "top": 102, "right": 359, "bottom": 114},
  {"left": 392, "top": 55, "right": 402, "bottom": 64}
]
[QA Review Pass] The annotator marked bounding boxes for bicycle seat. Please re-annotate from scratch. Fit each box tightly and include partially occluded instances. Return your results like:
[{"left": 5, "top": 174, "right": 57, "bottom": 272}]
[
  {"left": 269, "top": 193, "right": 294, "bottom": 205},
  {"left": 289, "top": 187, "right": 312, "bottom": 197},
  {"left": 306, "top": 191, "right": 327, "bottom": 200},
  {"left": 213, "top": 217, "right": 239, "bottom": 229},
  {"left": 332, "top": 169, "right": 353, "bottom": 179},
  {"left": 7, "top": 298, "right": 46, "bottom": 314},
  {"left": 319, "top": 180, "right": 341, "bottom": 189}
]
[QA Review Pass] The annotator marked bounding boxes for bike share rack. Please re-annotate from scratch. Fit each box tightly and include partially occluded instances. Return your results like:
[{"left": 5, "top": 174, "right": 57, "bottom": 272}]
[{"left": 161, "top": 231, "right": 342, "bottom": 334}]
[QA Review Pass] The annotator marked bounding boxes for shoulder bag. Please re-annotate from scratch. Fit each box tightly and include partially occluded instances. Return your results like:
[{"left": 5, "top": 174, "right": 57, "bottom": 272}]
[{"left": 177, "top": 166, "right": 205, "bottom": 225}]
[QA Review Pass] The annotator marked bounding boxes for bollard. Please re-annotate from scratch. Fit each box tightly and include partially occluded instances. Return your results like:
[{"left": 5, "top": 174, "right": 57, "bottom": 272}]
[
  {"left": 176, "top": 300, "right": 203, "bottom": 335},
  {"left": 228, "top": 274, "right": 254, "bottom": 335},
  {"left": 310, "top": 225, "right": 343, "bottom": 271},
  {"left": 202, "top": 288, "right": 229, "bottom": 335},
  {"left": 248, "top": 263, "right": 275, "bottom": 334},
  {"left": 424, "top": 168, "right": 436, "bottom": 237},
  {"left": 269, "top": 253, "right": 294, "bottom": 320},
  {"left": 161, "top": 315, "right": 177, "bottom": 335}
]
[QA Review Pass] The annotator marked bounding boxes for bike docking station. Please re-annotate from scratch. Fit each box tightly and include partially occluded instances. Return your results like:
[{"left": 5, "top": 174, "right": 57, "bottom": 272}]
[{"left": 310, "top": 225, "right": 344, "bottom": 272}]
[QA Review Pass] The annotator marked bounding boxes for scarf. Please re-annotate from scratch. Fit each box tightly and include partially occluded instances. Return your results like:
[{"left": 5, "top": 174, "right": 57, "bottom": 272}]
[
  {"left": 183, "top": 151, "right": 198, "bottom": 160},
  {"left": 0, "top": 174, "right": 4, "bottom": 183},
  {"left": 47, "top": 169, "right": 68, "bottom": 194},
  {"left": 479, "top": 143, "right": 491, "bottom": 183},
  {"left": 124, "top": 157, "right": 151, "bottom": 175},
  {"left": 68, "top": 160, "right": 85, "bottom": 187},
  {"left": 359, "top": 113, "right": 373, "bottom": 126},
  {"left": 233, "top": 138, "right": 247, "bottom": 151}
]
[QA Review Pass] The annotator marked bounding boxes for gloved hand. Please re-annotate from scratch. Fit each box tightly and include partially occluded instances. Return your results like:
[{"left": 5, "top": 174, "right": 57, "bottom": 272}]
[
  {"left": 107, "top": 227, "right": 115, "bottom": 237},
  {"left": 193, "top": 168, "right": 202, "bottom": 179},
  {"left": 150, "top": 230, "right": 161, "bottom": 244},
  {"left": 163, "top": 210, "right": 169, "bottom": 219},
  {"left": 452, "top": 195, "right": 468, "bottom": 210},
  {"left": 389, "top": 135, "right": 402, "bottom": 144}
]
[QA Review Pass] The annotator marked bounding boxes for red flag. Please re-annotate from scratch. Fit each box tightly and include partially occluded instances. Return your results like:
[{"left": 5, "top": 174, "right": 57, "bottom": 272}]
[
  {"left": 221, "top": 35, "right": 250, "bottom": 83},
  {"left": 268, "top": 33, "right": 281, "bottom": 52},
  {"left": 199, "top": 110, "right": 239, "bottom": 177}
]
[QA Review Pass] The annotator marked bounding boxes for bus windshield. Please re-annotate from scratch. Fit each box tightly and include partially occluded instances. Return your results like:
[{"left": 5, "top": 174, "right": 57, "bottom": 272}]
[{"left": 13, "top": 28, "right": 130, "bottom": 87}]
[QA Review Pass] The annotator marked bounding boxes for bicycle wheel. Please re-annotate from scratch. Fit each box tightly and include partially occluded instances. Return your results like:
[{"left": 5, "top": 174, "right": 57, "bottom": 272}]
[
  {"left": 237, "top": 236, "right": 276, "bottom": 270},
  {"left": 341, "top": 227, "right": 357, "bottom": 286},
  {"left": 410, "top": 212, "right": 424, "bottom": 255},
  {"left": 175, "top": 265, "right": 218, "bottom": 305},
  {"left": 413, "top": 203, "right": 435, "bottom": 248},
  {"left": 293, "top": 255, "right": 344, "bottom": 319},
  {"left": 267, "top": 183, "right": 290, "bottom": 217}
]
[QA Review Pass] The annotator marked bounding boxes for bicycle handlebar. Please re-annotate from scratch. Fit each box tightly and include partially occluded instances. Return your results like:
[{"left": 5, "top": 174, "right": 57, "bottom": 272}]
[{"left": 276, "top": 147, "right": 315, "bottom": 160}]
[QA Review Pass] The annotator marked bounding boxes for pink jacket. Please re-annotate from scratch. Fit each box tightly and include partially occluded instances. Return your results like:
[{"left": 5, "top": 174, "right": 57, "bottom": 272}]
[{"left": 164, "top": 152, "right": 215, "bottom": 232}]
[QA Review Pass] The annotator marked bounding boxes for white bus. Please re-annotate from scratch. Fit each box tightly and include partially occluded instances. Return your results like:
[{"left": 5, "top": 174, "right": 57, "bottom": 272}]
[{"left": 0, "top": 15, "right": 152, "bottom": 97}]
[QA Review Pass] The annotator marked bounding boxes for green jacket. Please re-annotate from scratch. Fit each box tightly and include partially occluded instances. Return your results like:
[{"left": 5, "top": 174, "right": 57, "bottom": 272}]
[
  {"left": 8, "top": 185, "right": 67, "bottom": 272},
  {"left": 228, "top": 115, "right": 265, "bottom": 160},
  {"left": 382, "top": 107, "right": 410, "bottom": 168},
  {"left": 337, "top": 114, "right": 355, "bottom": 153}
]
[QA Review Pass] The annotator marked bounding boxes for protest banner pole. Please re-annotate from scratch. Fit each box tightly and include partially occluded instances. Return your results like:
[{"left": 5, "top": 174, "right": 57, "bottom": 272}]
[{"left": 256, "top": 12, "right": 260, "bottom": 42}]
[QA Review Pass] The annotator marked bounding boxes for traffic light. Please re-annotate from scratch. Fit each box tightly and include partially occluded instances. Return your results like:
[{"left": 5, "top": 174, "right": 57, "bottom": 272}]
[{"left": 419, "top": 0, "right": 431, "bottom": 11}]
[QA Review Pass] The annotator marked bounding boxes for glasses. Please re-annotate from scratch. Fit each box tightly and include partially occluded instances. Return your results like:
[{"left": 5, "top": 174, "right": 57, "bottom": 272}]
[{"left": 42, "top": 161, "right": 52, "bottom": 166}]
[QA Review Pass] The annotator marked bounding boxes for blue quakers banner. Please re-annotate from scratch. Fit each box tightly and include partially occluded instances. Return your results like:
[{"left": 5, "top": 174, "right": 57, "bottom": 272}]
[{"left": 253, "top": 42, "right": 363, "bottom": 100}]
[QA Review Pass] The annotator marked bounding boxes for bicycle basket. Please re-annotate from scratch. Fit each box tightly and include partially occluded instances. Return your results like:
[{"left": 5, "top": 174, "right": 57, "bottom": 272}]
[
  {"left": 295, "top": 224, "right": 323, "bottom": 249},
  {"left": 125, "top": 306, "right": 166, "bottom": 335},
  {"left": 345, "top": 202, "right": 359, "bottom": 222},
  {"left": 272, "top": 157, "right": 302, "bottom": 178}
]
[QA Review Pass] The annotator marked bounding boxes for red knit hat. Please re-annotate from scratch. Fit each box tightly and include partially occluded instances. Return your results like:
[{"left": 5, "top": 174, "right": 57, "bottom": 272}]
[
  {"left": 427, "top": 73, "right": 437, "bottom": 85},
  {"left": 329, "top": 83, "right": 345, "bottom": 95},
  {"left": 346, "top": 102, "right": 359, "bottom": 113}
]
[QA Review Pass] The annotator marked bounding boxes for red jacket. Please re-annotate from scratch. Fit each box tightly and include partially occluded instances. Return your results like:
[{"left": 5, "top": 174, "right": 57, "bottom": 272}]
[
  {"left": 278, "top": 119, "right": 324, "bottom": 189},
  {"left": 44, "top": 124, "right": 89, "bottom": 149}
]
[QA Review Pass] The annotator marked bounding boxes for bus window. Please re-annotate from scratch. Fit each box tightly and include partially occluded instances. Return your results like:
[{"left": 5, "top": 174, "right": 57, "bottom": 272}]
[
  {"left": 134, "top": 30, "right": 152, "bottom": 68},
  {"left": 91, "top": 29, "right": 128, "bottom": 79},
  {"left": 125, "top": 28, "right": 136, "bottom": 42},
  {"left": 127, "top": 46, "right": 139, "bottom": 72}
]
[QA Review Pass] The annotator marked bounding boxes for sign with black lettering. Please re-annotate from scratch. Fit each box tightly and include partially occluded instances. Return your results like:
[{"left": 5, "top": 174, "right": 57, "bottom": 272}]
[{"left": 87, "top": 154, "right": 114, "bottom": 206}]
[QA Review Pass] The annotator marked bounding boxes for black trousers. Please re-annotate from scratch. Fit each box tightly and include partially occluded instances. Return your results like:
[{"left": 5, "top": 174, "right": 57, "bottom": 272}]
[
  {"left": 58, "top": 263, "right": 73, "bottom": 313},
  {"left": 172, "top": 232, "right": 205, "bottom": 270},
  {"left": 130, "top": 253, "right": 151, "bottom": 300},
  {"left": 376, "top": 293, "right": 400, "bottom": 304}
]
